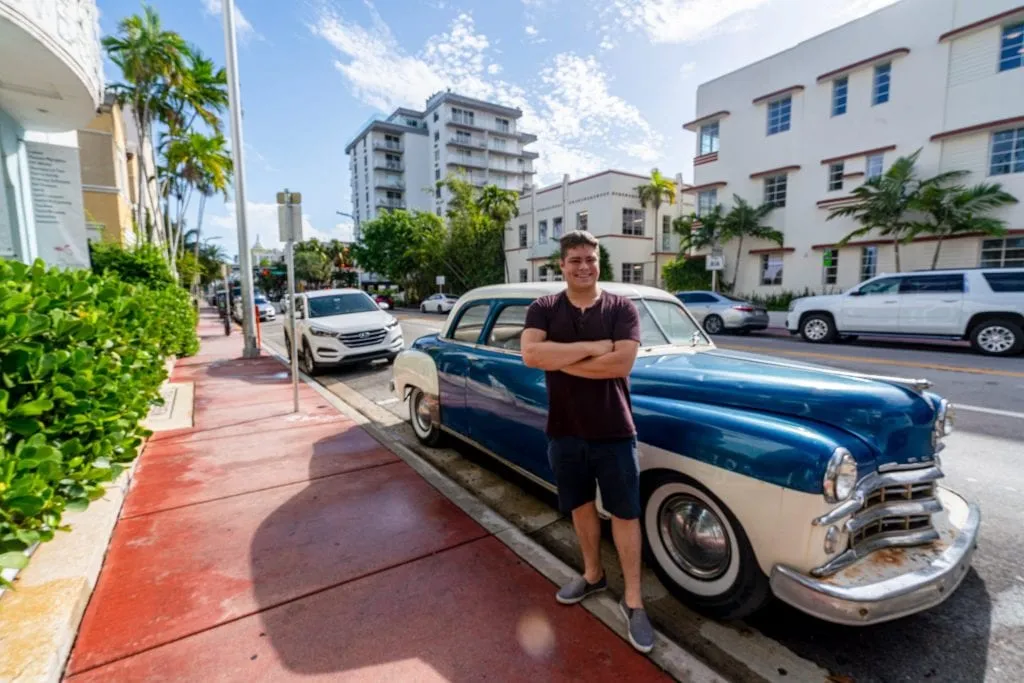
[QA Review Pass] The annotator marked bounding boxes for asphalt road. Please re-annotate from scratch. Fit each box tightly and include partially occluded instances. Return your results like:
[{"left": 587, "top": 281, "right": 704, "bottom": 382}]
[{"left": 261, "top": 314, "right": 1024, "bottom": 683}]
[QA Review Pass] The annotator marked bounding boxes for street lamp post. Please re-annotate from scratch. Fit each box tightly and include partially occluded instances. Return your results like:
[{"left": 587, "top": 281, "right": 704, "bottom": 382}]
[{"left": 221, "top": 0, "right": 259, "bottom": 358}]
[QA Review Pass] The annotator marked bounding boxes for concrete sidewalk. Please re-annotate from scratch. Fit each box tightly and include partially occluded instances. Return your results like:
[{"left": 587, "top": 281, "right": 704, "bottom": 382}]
[{"left": 64, "top": 309, "right": 671, "bottom": 682}]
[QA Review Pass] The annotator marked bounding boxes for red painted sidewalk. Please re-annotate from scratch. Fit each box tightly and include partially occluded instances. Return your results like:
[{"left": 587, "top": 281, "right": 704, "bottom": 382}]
[{"left": 65, "top": 309, "right": 670, "bottom": 682}]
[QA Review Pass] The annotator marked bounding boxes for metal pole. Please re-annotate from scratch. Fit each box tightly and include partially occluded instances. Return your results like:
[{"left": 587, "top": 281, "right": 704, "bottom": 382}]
[
  {"left": 286, "top": 238, "right": 299, "bottom": 413},
  {"left": 712, "top": 269, "right": 718, "bottom": 293},
  {"left": 222, "top": 0, "right": 258, "bottom": 358}
]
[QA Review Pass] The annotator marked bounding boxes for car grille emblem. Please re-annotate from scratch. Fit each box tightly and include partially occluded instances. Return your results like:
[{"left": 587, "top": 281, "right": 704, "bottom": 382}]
[{"left": 359, "top": 331, "right": 369, "bottom": 338}]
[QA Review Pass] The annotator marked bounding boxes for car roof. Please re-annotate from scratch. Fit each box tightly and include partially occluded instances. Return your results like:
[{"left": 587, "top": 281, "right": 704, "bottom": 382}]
[
  {"left": 458, "top": 281, "right": 680, "bottom": 304},
  {"left": 302, "top": 288, "right": 366, "bottom": 299},
  {"left": 876, "top": 267, "right": 1024, "bottom": 277}
]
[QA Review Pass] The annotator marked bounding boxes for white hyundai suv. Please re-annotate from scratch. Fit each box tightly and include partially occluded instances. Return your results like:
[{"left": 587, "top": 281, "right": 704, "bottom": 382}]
[
  {"left": 786, "top": 268, "right": 1024, "bottom": 356},
  {"left": 283, "top": 288, "right": 403, "bottom": 374}
]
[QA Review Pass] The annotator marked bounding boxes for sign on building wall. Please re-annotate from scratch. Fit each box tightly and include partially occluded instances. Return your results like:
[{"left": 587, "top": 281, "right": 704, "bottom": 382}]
[{"left": 25, "top": 141, "right": 91, "bottom": 269}]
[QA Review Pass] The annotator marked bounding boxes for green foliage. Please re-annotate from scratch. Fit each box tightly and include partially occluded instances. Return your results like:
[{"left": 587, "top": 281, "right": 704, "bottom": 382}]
[
  {"left": 90, "top": 243, "right": 174, "bottom": 287},
  {"left": 351, "top": 209, "right": 447, "bottom": 299},
  {"left": 0, "top": 259, "right": 197, "bottom": 580},
  {"left": 661, "top": 257, "right": 712, "bottom": 292},
  {"left": 737, "top": 288, "right": 817, "bottom": 312}
]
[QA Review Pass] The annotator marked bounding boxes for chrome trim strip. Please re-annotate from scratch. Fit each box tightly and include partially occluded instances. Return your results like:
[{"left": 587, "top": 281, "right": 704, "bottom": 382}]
[
  {"left": 438, "top": 425, "right": 558, "bottom": 494},
  {"left": 812, "top": 528, "right": 941, "bottom": 577},
  {"left": 769, "top": 501, "right": 980, "bottom": 626},
  {"left": 814, "top": 465, "right": 943, "bottom": 526},
  {"left": 706, "top": 351, "right": 933, "bottom": 392},
  {"left": 845, "top": 499, "right": 943, "bottom": 534}
]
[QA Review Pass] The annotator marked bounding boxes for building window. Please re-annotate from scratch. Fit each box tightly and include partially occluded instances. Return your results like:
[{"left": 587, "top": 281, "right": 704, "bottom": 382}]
[
  {"left": 828, "top": 162, "right": 844, "bottom": 191},
  {"left": 622, "top": 263, "right": 644, "bottom": 284},
  {"left": 1000, "top": 22, "right": 1024, "bottom": 72},
  {"left": 831, "top": 77, "right": 848, "bottom": 116},
  {"left": 767, "top": 96, "right": 791, "bottom": 135},
  {"left": 872, "top": 63, "right": 891, "bottom": 105},
  {"left": 435, "top": 187, "right": 441, "bottom": 198},
  {"left": 538, "top": 220, "right": 548, "bottom": 244},
  {"left": 434, "top": 149, "right": 440, "bottom": 161},
  {"left": 760, "top": 253, "right": 784, "bottom": 286},
  {"left": 496, "top": 118, "right": 510, "bottom": 133},
  {"left": 823, "top": 249, "right": 839, "bottom": 285},
  {"left": 434, "top": 131, "right": 439, "bottom": 142},
  {"left": 699, "top": 122, "right": 719, "bottom": 154},
  {"left": 552, "top": 216, "right": 563, "bottom": 239},
  {"left": 696, "top": 189, "right": 717, "bottom": 216},
  {"left": 452, "top": 107, "right": 475, "bottom": 126},
  {"left": 518, "top": 224, "right": 528, "bottom": 248},
  {"left": 860, "top": 246, "right": 878, "bottom": 281},
  {"left": 866, "top": 153, "right": 884, "bottom": 179},
  {"left": 763, "top": 174, "right": 787, "bottom": 208},
  {"left": 981, "top": 237, "right": 1024, "bottom": 267},
  {"left": 519, "top": 268, "right": 528, "bottom": 283},
  {"left": 662, "top": 215, "right": 671, "bottom": 250},
  {"left": 576, "top": 211, "right": 588, "bottom": 231},
  {"left": 435, "top": 169, "right": 441, "bottom": 180},
  {"left": 434, "top": 112, "right": 439, "bottom": 122},
  {"left": 622, "top": 208, "right": 645, "bottom": 236},
  {"left": 990, "top": 128, "right": 1024, "bottom": 176}
]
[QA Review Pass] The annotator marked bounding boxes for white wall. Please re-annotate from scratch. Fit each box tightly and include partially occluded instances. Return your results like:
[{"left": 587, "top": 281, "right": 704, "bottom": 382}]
[{"left": 687, "top": 0, "right": 1024, "bottom": 295}]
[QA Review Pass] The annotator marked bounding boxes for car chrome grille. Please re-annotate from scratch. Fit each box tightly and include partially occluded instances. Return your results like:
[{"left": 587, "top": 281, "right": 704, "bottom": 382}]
[
  {"left": 812, "top": 465, "right": 943, "bottom": 577},
  {"left": 339, "top": 328, "right": 387, "bottom": 348}
]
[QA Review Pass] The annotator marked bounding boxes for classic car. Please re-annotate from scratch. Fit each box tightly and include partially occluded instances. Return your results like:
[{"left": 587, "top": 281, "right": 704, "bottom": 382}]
[{"left": 389, "top": 282, "right": 980, "bottom": 625}]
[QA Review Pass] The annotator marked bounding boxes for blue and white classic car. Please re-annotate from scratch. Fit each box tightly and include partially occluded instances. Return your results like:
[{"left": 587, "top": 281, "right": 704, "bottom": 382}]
[{"left": 390, "top": 282, "right": 980, "bottom": 625}]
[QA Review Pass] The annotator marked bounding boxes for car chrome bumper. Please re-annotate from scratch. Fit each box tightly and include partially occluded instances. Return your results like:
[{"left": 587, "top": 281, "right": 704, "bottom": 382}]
[{"left": 769, "top": 487, "right": 980, "bottom": 626}]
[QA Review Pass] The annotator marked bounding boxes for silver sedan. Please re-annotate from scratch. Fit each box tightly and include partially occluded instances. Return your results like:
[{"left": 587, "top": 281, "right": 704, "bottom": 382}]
[{"left": 675, "top": 291, "right": 769, "bottom": 335}]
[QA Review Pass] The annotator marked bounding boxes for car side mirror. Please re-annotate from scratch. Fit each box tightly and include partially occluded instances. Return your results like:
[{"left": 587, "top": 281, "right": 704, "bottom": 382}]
[{"left": 848, "top": 290, "right": 863, "bottom": 296}]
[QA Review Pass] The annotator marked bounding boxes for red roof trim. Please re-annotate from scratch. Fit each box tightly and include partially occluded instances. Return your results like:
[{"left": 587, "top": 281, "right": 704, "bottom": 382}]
[
  {"left": 820, "top": 145, "right": 897, "bottom": 165},
  {"left": 938, "top": 6, "right": 1024, "bottom": 42},
  {"left": 929, "top": 115, "right": 1024, "bottom": 142},
  {"left": 750, "top": 165, "right": 801, "bottom": 180},
  {"left": 843, "top": 172, "right": 866, "bottom": 178},
  {"left": 812, "top": 229, "right": 1024, "bottom": 250},
  {"left": 694, "top": 152, "right": 719, "bottom": 166},
  {"left": 682, "top": 110, "right": 730, "bottom": 130},
  {"left": 816, "top": 48, "right": 911, "bottom": 83},
  {"left": 592, "top": 234, "right": 652, "bottom": 241},
  {"left": 684, "top": 181, "right": 727, "bottom": 193},
  {"left": 752, "top": 85, "right": 805, "bottom": 105},
  {"left": 817, "top": 195, "right": 859, "bottom": 207},
  {"left": 749, "top": 247, "right": 795, "bottom": 255}
]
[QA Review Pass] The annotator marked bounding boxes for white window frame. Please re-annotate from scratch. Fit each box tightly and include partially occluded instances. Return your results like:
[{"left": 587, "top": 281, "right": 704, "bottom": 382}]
[
  {"left": 576, "top": 210, "right": 588, "bottom": 231},
  {"left": 538, "top": 219, "right": 548, "bottom": 244},
  {"left": 699, "top": 122, "right": 719, "bottom": 155},
  {"left": 980, "top": 237, "right": 1024, "bottom": 268},
  {"left": 989, "top": 127, "right": 1024, "bottom": 176},
  {"left": 519, "top": 268, "right": 528, "bottom": 282},
  {"left": 832, "top": 77, "right": 848, "bottom": 116},
  {"left": 518, "top": 224, "right": 527, "bottom": 248},
  {"left": 828, "top": 162, "right": 844, "bottom": 191},
  {"left": 860, "top": 246, "right": 878, "bottom": 281},
  {"left": 823, "top": 248, "right": 839, "bottom": 285},
  {"left": 622, "top": 208, "right": 645, "bottom": 236},
  {"left": 621, "top": 262, "right": 644, "bottom": 284},
  {"left": 662, "top": 215, "right": 672, "bottom": 250},
  {"left": 866, "top": 154, "right": 884, "bottom": 180},
  {"left": 767, "top": 96, "right": 792, "bottom": 136},
  {"left": 760, "top": 253, "right": 784, "bottom": 286},
  {"left": 763, "top": 174, "right": 788, "bottom": 208},
  {"left": 872, "top": 62, "right": 891, "bottom": 105},
  {"left": 1000, "top": 22, "right": 1024, "bottom": 72},
  {"left": 696, "top": 189, "right": 717, "bottom": 216}
]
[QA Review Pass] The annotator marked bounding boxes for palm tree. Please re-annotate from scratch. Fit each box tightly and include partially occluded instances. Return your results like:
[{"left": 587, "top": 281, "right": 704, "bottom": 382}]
[
  {"left": 478, "top": 184, "right": 520, "bottom": 283},
  {"left": 721, "top": 196, "right": 783, "bottom": 288},
  {"left": 165, "top": 47, "right": 229, "bottom": 135},
  {"left": 910, "top": 182, "right": 1019, "bottom": 269},
  {"left": 826, "top": 149, "right": 965, "bottom": 272},
  {"left": 638, "top": 169, "right": 677, "bottom": 287},
  {"left": 674, "top": 204, "right": 726, "bottom": 254},
  {"left": 103, "top": 5, "right": 187, "bottom": 242}
]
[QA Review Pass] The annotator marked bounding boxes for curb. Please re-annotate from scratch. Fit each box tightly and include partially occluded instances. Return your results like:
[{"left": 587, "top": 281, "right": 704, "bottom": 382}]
[{"left": 259, "top": 339, "right": 729, "bottom": 683}]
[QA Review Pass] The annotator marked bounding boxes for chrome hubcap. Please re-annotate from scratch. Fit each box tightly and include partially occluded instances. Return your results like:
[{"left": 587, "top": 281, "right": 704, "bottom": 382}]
[
  {"left": 658, "top": 495, "right": 731, "bottom": 580},
  {"left": 705, "top": 317, "right": 722, "bottom": 333},
  {"left": 413, "top": 392, "right": 432, "bottom": 434},
  {"left": 805, "top": 319, "right": 829, "bottom": 340},
  {"left": 978, "top": 326, "right": 1014, "bottom": 353},
  {"left": 304, "top": 347, "right": 314, "bottom": 371}
]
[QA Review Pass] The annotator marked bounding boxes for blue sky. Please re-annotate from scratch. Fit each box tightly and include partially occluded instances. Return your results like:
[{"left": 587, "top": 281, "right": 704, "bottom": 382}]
[{"left": 94, "top": 0, "right": 898, "bottom": 258}]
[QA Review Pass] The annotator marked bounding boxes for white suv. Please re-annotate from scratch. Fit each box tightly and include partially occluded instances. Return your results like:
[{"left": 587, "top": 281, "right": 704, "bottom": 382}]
[
  {"left": 786, "top": 268, "right": 1024, "bottom": 356},
  {"left": 283, "top": 288, "right": 403, "bottom": 374}
]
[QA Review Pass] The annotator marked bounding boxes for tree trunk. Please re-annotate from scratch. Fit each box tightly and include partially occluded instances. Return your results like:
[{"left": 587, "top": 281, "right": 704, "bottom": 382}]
[
  {"left": 733, "top": 235, "right": 744, "bottom": 290},
  {"left": 653, "top": 206, "right": 660, "bottom": 287},
  {"left": 931, "top": 237, "right": 944, "bottom": 270},
  {"left": 893, "top": 239, "right": 902, "bottom": 272}
]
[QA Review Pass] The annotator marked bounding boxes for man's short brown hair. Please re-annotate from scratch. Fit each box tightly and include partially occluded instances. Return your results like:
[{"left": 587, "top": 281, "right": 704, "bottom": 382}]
[{"left": 559, "top": 230, "right": 599, "bottom": 259}]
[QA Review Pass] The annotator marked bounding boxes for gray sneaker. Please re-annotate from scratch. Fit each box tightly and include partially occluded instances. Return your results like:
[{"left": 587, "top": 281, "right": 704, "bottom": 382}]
[
  {"left": 619, "top": 601, "right": 655, "bottom": 653},
  {"left": 555, "top": 575, "right": 607, "bottom": 604}
]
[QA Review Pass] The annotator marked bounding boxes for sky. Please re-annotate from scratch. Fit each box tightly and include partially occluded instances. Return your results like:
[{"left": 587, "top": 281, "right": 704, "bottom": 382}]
[{"left": 94, "top": 0, "right": 900, "bottom": 259}]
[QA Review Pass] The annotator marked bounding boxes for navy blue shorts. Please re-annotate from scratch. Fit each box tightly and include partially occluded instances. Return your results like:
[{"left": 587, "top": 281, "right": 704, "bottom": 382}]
[{"left": 547, "top": 436, "right": 641, "bottom": 520}]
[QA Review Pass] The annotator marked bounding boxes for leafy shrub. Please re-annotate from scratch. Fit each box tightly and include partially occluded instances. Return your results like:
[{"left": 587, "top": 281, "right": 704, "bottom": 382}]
[
  {"left": 89, "top": 242, "right": 174, "bottom": 287},
  {"left": 661, "top": 256, "right": 713, "bottom": 292},
  {"left": 737, "top": 288, "right": 822, "bottom": 311},
  {"left": 0, "top": 258, "right": 196, "bottom": 579}
]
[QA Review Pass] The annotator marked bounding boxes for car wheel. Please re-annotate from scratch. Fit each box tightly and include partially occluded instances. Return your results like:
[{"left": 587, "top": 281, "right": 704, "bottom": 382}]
[
  {"left": 970, "top": 319, "right": 1024, "bottom": 356},
  {"left": 703, "top": 315, "right": 724, "bottom": 335},
  {"left": 436, "top": 303, "right": 443, "bottom": 313},
  {"left": 421, "top": 304, "right": 426, "bottom": 313},
  {"left": 800, "top": 313, "right": 836, "bottom": 344},
  {"left": 302, "top": 341, "right": 320, "bottom": 376},
  {"left": 409, "top": 387, "right": 443, "bottom": 447},
  {"left": 641, "top": 472, "right": 770, "bottom": 621}
]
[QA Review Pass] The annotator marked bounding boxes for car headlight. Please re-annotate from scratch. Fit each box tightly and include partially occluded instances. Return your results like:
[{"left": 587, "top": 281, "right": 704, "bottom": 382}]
[
  {"left": 823, "top": 447, "right": 858, "bottom": 504},
  {"left": 788, "top": 300, "right": 796, "bottom": 312},
  {"left": 935, "top": 399, "right": 954, "bottom": 437},
  {"left": 385, "top": 317, "right": 399, "bottom": 329},
  {"left": 309, "top": 326, "right": 335, "bottom": 337}
]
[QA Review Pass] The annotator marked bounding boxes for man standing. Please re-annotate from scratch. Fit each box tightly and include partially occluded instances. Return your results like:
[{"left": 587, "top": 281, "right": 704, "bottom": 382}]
[{"left": 521, "top": 230, "right": 654, "bottom": 654}]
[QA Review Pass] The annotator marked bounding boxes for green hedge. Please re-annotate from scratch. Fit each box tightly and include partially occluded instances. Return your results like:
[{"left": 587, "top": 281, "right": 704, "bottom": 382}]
[{"left": 0, "top": 257, "right": 197, "bottom": 580}]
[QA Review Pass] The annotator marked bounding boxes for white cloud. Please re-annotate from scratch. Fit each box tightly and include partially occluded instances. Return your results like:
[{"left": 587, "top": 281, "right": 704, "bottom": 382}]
[
  {"left": 524, "top": 25, "right": 539, "bottom": 36},
  {"left": 201, "top": 0, "right": 260, "bottom": 42},
  {"left": 310, "top": 9, "right": 664, "bottom": 184},
  {"left": 603, "top": 0, "right": 771, "bottom": 44},
  {"left": 679, "top": 61, "right": 696, "bottom": 78}
]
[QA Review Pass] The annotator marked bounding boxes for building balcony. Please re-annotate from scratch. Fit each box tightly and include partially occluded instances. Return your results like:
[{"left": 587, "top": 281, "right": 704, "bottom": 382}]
[
  {"left": 373, "top": 161, "right": 403, "bottom": 172},
  {"left": 448, "top": 156, "right": 487, "bottom": 170},
  {"left": 446, "top": 114, "right": 484, "bottom": 130},
  {"left": 447, "top": 136, "right": 487, "bottom": 150},
  {"left": 374, "top": 178, "right": 405, "bottom": 190},
  {"left": 372, "top": 140, "right": 403, "bottom": 153},
  {"left": 375, "top": 197, "right": 406, "bottom": 209},
  {"left": 0, "top": 0, "right": 103, "bottom": 131}
]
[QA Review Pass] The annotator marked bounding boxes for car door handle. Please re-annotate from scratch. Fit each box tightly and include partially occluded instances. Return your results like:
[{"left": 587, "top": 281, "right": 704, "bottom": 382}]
[
  {"left": 941, "top": 299, "right": 958, "bottom": 303},
  {"left": 884, "top": 300, "right": 898, "bottom": 304}
]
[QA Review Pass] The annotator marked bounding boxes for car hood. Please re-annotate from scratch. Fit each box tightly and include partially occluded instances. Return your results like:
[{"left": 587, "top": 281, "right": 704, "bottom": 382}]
[
  {"left": 792, "top": 294, "right": 844, "bottom": 308},
  {"left": 630, "top": 348, "right": 938, "bottom": 468},
  {"left": 307, "top": 310, "right": 390, "bottom": 331}
]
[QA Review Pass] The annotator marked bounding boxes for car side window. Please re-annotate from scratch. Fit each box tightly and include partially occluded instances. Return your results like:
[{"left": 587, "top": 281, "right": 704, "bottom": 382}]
[
  {"left": 485, "top": 304, "right": 528, "bottom": 352},
  {"left": 449, "top": 303, "right": 491, "bottom": 344},
  {"left": 676, "top": 293, "right": 694, "bottom": 304},
  {"left": 857, "top": 277, "right": 902, "bottom": 295},
  {"left": 689, "top": 293, "right": 717, "bottom": 303},
  {"left": 899, "top": 274, "right": 964, "bottom": 293},
  {"left": 983, "top": 271, "right": 1024, "bottom": 292}
]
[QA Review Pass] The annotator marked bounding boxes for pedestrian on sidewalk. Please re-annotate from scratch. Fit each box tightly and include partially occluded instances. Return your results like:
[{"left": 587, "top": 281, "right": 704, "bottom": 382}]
[{"left": 520, "top": 230, "right": 654, "bottom": 654}]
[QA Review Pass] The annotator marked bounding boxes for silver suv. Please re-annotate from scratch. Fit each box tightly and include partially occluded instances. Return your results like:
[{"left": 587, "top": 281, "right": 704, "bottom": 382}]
[{"left": 786, "top": 268, "right": 1024, "bottom": 356}]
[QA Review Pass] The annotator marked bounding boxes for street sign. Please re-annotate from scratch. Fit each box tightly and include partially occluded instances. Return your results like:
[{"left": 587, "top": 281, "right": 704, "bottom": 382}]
[
  {"left": 435, "top": 275, "right": 445, "bottom": 285},
  {"left": 277, "top": 204, "right": 302, "bottom": 242},
  {"left": 706, "top": 254, "right": 725, "bottom": 271},
  {"left": 278, "top": 188, "right": 302, "bottom": 413}
]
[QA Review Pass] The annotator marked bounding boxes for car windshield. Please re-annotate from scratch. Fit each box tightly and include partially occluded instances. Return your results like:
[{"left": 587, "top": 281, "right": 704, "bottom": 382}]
[
  {"left": 307, "top": 293, "right": 379, "bottom": 318},
  {"left": 636, "top": 298, "right": 710, "bottom": 346},
  {"left": 254, "top": 296, "right": 268, "bottom": 304}
]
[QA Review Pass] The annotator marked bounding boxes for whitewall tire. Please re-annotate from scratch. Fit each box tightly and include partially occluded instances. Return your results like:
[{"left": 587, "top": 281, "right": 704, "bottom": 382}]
[
  {"left": 409, "top": 387, "right": 443, "bottom": 447},
  {"left": 641, "top": 472, "right": 770, "bottom": 620}
]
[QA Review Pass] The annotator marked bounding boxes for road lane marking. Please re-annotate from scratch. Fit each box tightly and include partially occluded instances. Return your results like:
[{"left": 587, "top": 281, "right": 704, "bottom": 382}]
[
  {"left": 955, "top": 404, "right": 1024, "bottom": 420},
  {"left": 717, "top": 343, "right": 1024, "bottom": 379}
]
